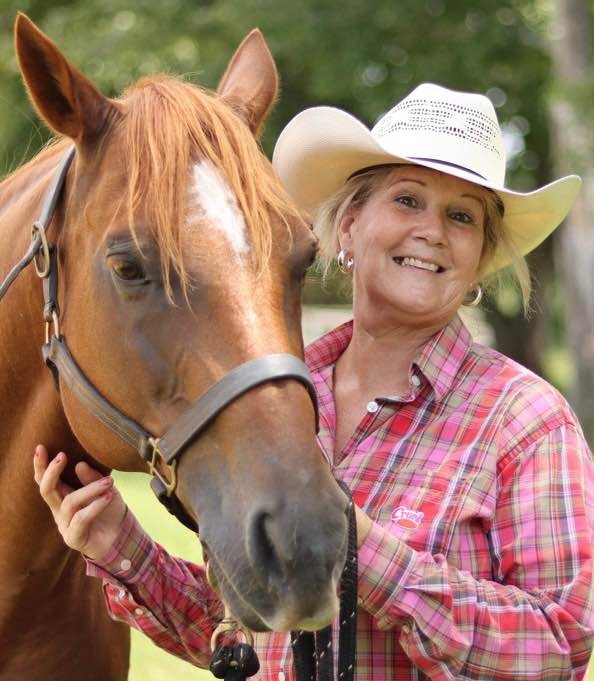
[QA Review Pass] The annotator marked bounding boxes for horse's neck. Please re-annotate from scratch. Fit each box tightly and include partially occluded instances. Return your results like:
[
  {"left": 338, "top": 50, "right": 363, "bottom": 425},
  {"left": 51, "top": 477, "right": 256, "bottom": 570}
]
[
  {"left": 0, "top": 148, "right": 85, "bottom": 566},
  {"left": 0, "top": 176, "right": 102, "bottom": 672}
]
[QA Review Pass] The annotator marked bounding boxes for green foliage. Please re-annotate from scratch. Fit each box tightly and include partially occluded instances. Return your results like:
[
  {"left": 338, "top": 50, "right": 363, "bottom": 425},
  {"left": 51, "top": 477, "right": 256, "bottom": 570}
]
[{"left": 2, "top": 0, "right": 551, "bottom": 183}]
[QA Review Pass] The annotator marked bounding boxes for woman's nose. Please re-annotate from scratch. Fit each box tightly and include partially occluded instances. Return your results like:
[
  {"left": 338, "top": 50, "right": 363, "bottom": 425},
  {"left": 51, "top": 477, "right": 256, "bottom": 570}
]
[{"left": 412, "top": 209, "right": 447, "bottom": 245}]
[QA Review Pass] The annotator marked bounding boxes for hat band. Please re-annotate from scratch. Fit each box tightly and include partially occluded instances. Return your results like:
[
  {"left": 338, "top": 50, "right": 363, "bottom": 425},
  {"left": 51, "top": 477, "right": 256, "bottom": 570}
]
[
  {"left": 347, "top": 158, "right": 489, "bottom": 184},
  {"left": 409, "top": 157, "right": 488, "bottom": 181}
]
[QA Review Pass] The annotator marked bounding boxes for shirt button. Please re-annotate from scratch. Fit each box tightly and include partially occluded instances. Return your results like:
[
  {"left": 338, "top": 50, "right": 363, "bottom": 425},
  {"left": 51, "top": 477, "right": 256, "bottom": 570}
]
[
  {"left": 411, "top": 374, "right": 421, "bottom": 387},
  {"left": 120, "top": 559, "right": 132, "bottom": 571},
  {"left": 366, "top": 400, "right": 379, "bottom": 413},
  {"left": 278, "top": 673, "right": 286, "bottom": 681},
  {"left": 401, "top": 622, "right": 412, "bottom": 634},
  {"left": 134, "top": 607, "right": 144, "bottom": 616},
  {"left": 118, "top": 588, "right": 126, "bottom": 599}
]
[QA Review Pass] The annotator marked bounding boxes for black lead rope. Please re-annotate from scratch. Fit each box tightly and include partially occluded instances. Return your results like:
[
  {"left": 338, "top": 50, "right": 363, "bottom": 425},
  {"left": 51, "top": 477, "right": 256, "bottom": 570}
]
[
  {"left": 291, "top": 482, "right": 358, "bottom": 681},
  {"left": 209, "top": 482, "right": 358, "bottom": 681}
]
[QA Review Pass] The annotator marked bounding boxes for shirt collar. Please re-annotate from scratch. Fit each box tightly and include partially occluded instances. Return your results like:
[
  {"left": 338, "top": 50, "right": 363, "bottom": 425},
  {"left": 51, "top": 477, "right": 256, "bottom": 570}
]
[
  {"left": 413, "top": 314, "right": 473, "bottom": 400},
  {"left": 305, "top": 314, "right": 473, "bottom": 402}
]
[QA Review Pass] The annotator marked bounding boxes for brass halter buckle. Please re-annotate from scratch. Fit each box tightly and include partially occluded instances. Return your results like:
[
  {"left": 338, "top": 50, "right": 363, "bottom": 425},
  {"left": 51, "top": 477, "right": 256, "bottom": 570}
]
[
  {"left": 210, "top": 617, "right": 254, "bottom": 653},
  {"left": 147, "top": 437, "right": 178, "bottom": 497}
]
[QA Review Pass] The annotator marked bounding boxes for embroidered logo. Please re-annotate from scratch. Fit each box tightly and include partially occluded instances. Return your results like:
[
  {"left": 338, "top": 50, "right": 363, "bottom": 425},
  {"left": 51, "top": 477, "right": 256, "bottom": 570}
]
[{"left": 391, "top": 506, "right": 424, "bottom": 530}]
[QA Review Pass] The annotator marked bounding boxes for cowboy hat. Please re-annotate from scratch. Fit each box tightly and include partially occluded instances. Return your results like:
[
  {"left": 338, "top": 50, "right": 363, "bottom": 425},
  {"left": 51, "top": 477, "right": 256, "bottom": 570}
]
[{"left": 272, "top": 83, "right": 581, "bottom": 274}]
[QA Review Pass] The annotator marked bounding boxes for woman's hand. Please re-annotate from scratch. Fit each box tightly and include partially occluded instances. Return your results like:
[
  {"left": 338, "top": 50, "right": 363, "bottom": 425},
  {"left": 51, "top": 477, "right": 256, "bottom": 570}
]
[
  {"left": 354, "top": 504, "right": 373, "bottom": 548},
  {"left": 33, "top": 444, "right": 127, "bottom": 562}
]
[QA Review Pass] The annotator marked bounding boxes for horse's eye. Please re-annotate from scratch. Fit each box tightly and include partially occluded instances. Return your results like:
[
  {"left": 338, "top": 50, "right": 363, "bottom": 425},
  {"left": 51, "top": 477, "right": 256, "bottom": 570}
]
[{"left": 111, "top": 258, "right": 147, "bottom": 283}]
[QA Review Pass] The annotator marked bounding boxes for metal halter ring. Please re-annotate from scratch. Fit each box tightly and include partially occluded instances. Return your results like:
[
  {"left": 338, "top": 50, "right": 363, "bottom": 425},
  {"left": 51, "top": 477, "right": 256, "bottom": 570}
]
[
  {"left": 32, "top": 222, "right": 51, "bottom": 278},
  {"left": 45, "top": 310, "right": 61, "bottom": 344},
  {"left": 210, "top": 618, "right": 254, "bottom": 653},
  {"left": 147, "top": 437, "right": 178, "bottom": 497}
]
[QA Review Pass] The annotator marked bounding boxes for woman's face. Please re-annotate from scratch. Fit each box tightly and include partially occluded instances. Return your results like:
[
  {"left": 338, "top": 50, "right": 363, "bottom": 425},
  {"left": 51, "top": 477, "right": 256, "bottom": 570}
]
[{"left": 339, "top": 165, "right": 487, "bottom": 333}]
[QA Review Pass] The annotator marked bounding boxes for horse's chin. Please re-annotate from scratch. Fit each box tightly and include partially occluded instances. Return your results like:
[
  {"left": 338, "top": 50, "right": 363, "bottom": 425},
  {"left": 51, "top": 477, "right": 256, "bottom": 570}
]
[{"left": 207, "top": 554, "right": 340, "bottom": 633}]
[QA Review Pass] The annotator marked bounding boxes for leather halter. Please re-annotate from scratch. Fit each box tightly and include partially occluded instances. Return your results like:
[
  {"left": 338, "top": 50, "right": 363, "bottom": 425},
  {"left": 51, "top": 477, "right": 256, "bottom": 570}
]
[{"left": 1, "top": 147, "right": 319, "bottom": 532}]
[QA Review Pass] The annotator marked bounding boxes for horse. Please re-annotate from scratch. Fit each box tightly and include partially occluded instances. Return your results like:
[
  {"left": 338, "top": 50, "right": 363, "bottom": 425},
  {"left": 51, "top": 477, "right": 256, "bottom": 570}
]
[{"left": 0, "top": 14, "right": 348, "bottom": 681}]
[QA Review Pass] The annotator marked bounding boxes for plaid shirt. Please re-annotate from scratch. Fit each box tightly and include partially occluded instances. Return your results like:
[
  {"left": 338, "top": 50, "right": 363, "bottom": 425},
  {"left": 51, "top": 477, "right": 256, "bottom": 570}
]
[{"left": 87, "top": 315, "right": 594, "bottom": 680}]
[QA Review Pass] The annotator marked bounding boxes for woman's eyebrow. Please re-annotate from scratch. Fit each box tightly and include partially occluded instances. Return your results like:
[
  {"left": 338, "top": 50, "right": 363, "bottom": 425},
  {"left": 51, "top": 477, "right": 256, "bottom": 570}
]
[
  {"left": 461, "top": 193, "right": 485, "bottom": 208},
  {"left": 390, "top": 178, "right": 426, "bottom": 186}
]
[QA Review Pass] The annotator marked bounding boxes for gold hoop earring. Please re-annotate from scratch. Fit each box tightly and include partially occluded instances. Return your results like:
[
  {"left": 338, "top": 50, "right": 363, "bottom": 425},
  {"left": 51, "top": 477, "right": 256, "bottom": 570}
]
[
  {"left": 337, "top": 249, "right": 354, "bottom": 274},
  {"left": 464, "top": 284, "right": 483, "bottom": 307}
]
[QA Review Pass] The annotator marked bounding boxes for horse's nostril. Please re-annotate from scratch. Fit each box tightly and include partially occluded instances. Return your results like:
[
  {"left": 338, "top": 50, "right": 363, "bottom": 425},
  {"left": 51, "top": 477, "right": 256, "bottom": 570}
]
[{"left": 247, "top": 510, "right": 288, "bottom": 588}]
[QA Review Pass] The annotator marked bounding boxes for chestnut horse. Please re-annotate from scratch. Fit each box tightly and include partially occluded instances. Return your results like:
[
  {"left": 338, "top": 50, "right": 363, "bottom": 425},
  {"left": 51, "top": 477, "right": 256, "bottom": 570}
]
[{"left": 0, "top": 14, "right": 348, "bottom": 681}]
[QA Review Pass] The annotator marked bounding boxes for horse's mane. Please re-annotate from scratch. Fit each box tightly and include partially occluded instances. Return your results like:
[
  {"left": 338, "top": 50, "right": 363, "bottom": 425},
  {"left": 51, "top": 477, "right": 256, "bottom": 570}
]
[
  {"left": 2, "top": 75, "right": 304, "bottom": 298},
  {"left": 119, "top": 75, "right": 303, "bottom": 296}
]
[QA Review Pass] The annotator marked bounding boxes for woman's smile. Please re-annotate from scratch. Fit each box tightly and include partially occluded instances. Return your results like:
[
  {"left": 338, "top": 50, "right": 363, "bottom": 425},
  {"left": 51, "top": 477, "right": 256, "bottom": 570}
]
[{"left": 391, "top": 255, "right": 444, "bottom": 273}]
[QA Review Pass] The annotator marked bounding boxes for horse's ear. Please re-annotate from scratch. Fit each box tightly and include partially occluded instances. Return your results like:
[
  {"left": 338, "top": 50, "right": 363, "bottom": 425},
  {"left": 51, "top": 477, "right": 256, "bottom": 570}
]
[
  {"left": 217, "top": 29, "right": 279, "bottom": 138},
  {"left": 14, "top": 13, "right": 116, "bottom": 143}
]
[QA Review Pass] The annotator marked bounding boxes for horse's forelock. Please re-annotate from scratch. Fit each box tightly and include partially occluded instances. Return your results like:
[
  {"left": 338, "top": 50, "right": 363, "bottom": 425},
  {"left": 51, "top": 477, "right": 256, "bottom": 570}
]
[{"left": 116, "top": 75, "right": 302, "bottom": 299}]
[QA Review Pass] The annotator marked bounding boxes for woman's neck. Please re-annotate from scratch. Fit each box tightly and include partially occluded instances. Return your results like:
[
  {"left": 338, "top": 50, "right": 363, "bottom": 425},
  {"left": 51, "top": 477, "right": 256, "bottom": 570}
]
[{"left": 336, "top": 317, "right": 439, "bottom": 397}]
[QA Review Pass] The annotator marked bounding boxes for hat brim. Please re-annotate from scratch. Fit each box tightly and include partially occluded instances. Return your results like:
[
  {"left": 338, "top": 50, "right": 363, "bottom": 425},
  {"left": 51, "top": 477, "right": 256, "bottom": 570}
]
[{"left": 272, "top": 106, "right": 581, "bottom": 275}]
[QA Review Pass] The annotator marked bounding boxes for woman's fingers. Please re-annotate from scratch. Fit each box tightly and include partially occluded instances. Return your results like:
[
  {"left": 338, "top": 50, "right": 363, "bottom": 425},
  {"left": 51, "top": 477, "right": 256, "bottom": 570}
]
[
  {"left": 32, "top": 444, "right": 49, "bottom": 484},
  {"left": 35, "top": 448, "right": 72, "bottom": 513},
  {"left": 59, "top": 476, "right": 114, "bottom": 526},
  {"left": 34, "top": 446, "right": 112, "bottom": 526},
  {"left": 34, "top": 444, "right": 128, "bottom": 559},
  {"left": 66, "top": 491, "right": 114, "bottom": 548},
  {"left": 75, "top": 460, "right": 106, "bottom": 486}
]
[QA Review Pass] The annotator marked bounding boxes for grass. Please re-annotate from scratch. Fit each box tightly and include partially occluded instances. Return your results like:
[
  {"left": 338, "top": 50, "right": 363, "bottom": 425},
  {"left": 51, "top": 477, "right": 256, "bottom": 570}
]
[{"left": 114, "top": 471, "right": 213, "bottom": 681}]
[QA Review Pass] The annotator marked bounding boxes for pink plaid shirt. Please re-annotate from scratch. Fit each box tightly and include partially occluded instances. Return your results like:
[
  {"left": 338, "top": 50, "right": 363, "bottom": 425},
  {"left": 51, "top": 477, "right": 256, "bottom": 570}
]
[{"left": 87, "top": 315, "right": 594, "bottom": 680}]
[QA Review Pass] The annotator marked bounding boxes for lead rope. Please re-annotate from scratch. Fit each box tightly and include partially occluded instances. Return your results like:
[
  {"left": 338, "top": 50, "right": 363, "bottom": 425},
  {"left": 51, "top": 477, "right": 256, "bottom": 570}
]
[{"left": 291, "top": 482, "right": 358, "bottom": 681}]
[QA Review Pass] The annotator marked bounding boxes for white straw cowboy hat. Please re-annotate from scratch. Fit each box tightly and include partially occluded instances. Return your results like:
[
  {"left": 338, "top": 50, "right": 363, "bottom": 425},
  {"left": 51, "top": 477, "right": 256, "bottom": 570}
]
[{"left": 272, "top": 83, "right": 581, "bottom": 274}]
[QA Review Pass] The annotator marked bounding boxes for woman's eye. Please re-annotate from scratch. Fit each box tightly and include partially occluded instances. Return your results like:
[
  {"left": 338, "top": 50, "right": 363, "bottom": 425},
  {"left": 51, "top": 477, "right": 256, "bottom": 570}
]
[
  {"left": 395, "top": 195, "right": 417, "bottom": 208},
  {"left": 450, "top": 211, "right": 475, "bottom": 225},
  {"left": 111, "top": 259, "right": 147, "bottom": 282}
]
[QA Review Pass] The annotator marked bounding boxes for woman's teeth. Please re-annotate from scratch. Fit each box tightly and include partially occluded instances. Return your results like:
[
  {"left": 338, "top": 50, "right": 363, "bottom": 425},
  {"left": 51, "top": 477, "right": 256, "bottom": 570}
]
[{"left": 394, "top": 256, "right": 441, "bottom": 272}]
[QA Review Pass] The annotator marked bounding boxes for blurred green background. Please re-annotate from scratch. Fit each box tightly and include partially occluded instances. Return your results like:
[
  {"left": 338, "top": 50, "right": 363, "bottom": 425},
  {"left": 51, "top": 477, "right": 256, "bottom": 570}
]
[{"left": 1, "top": 0, "right": 593, "bottom": 677}]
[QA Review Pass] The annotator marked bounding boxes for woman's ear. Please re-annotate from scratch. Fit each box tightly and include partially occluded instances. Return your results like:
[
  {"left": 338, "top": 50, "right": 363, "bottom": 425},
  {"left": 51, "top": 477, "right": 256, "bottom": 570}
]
[{"left": 337, "top": 206, "right": 357, "bottom": 251}]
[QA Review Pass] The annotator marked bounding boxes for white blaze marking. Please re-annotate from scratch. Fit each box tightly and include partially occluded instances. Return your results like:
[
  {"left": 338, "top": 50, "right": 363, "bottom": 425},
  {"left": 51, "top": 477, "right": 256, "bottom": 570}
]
[{"left": 187, "top": 160, "right": 249, "bottom": 256}]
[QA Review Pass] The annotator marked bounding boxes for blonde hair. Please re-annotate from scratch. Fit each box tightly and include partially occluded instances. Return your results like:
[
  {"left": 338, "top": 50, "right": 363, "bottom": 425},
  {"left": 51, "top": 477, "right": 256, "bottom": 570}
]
[{"left": 313, "top": 165, "right": 532, "bottom": 313}]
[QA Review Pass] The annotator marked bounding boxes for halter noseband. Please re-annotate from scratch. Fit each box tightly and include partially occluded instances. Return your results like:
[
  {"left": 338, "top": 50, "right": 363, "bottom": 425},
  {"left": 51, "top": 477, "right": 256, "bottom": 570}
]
[{"left": 1, "top": 147, "right": 319, "bottom": 533}]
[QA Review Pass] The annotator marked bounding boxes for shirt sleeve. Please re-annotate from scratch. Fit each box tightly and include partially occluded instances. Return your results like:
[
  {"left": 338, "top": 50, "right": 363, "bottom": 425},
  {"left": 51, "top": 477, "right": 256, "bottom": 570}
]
[
  {"left": 85, "top": 509, "right": 224, "bottom": 668},
  {"left": 356, "top": 421, "right": 594, "bottom": 680}
]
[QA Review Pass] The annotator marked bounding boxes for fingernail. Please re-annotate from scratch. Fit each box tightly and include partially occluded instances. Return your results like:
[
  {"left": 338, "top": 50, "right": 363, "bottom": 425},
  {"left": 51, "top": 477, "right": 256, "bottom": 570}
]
[
  {"left": 54, "top": 453, "right": 63, "bottom": 463},
  {"left": 100, "top": 477, "right": 113, "bottom": 486}
]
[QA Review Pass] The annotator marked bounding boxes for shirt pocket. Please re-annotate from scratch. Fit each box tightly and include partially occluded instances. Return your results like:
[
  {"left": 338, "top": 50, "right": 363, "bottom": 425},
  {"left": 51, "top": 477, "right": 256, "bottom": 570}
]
[{"left": 375, "top": 461, "right": 494, "bottom": 558}]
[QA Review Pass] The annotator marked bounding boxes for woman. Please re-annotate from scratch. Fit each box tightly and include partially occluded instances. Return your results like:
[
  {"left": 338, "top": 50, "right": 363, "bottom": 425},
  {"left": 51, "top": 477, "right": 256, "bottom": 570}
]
[{"left": 34, "top": 83, "right": 594, "bottom": 679}]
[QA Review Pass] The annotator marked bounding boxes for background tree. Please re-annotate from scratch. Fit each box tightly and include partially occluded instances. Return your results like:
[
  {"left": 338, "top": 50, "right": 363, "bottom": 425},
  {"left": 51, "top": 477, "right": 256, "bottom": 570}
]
[{"left": 548, "top": 0, "right": 594, "bottom": 443}]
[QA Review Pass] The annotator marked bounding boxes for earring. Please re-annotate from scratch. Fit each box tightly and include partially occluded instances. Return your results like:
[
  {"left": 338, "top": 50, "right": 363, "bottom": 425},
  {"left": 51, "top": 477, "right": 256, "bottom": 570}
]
[
  {"left": 337, "top": 249, "right": 354, "bottom": 274},
  {"left": 464, "top": 284, "right": 483, "bottom": 307}
]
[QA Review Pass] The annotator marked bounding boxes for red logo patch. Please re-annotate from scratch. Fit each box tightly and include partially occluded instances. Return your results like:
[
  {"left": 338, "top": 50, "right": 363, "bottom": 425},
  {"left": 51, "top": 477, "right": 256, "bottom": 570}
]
[{"left": 391, "top": 506, "right": 424, "bottom": 530}]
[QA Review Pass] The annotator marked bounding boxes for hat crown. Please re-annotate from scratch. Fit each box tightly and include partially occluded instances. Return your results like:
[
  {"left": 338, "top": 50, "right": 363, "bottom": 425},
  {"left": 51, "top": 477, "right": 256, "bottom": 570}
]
[{"left": 371, "top": 83, "right": 506, "bottom": 184}]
